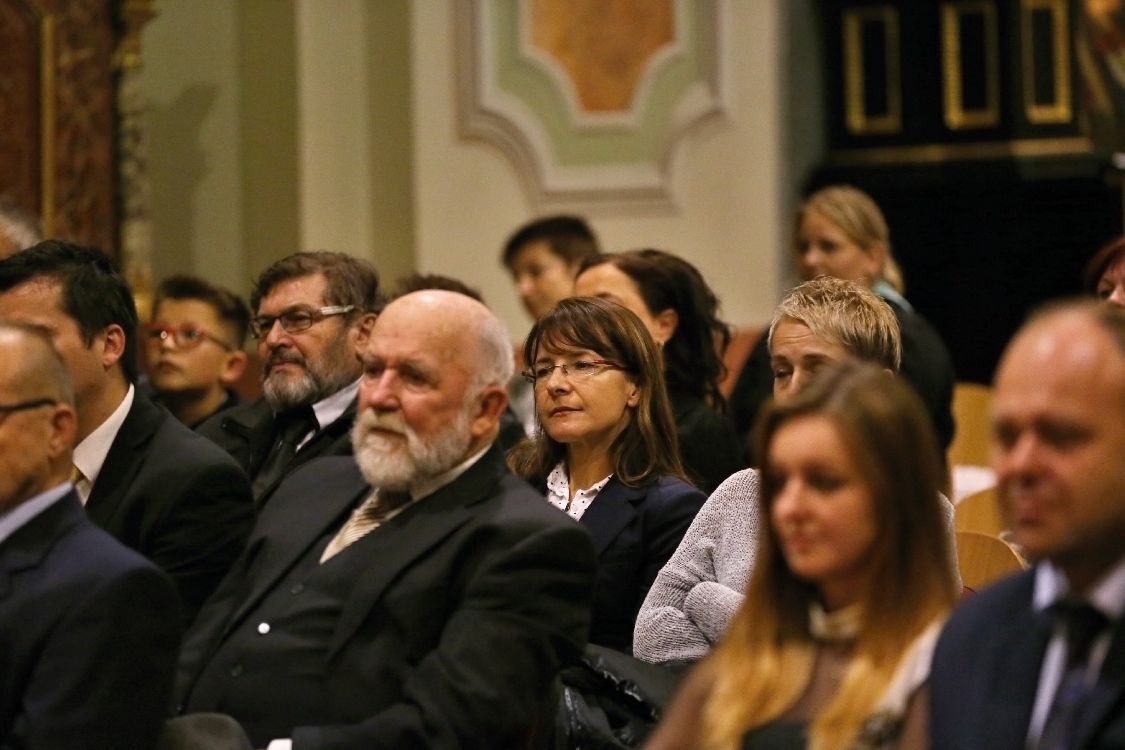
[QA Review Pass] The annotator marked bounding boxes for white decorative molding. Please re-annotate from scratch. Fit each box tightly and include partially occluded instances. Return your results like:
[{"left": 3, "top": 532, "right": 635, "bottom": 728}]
[{"left": 456, "top": 0, "right": 727, "bottom": 212}]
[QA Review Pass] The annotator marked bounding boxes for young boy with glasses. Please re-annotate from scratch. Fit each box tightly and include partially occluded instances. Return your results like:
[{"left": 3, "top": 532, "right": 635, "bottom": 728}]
[{"left": 144, "top": 275, "right": 250, "bottom": 428}]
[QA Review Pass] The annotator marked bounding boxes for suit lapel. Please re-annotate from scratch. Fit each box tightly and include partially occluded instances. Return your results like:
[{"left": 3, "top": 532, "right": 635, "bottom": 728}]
[
  {"left": 326, "top": 445, "right": 505, "bottom": 659},
  {"left": 981, "top": 573, "right": 1051, "bottom": 747},
  {"left": 1074, "top": 615, "right": 1125, "bottom": 748},
  {"left": 0, "top": 493, "right": 85, "bottom": 599},
  {"left": 224, "top": 460, "right": 368, "bottom": 632},
  {"left": 84, "top": 394, "right": 162, "bottom": 526},
  {"left": 578, "top": 477, "right": 643, "bottom": 557}
]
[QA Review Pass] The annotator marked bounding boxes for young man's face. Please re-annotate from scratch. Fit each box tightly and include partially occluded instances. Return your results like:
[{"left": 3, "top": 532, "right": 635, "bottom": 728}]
[{"left": 144, "top": 298, "right": 242, "bottom": 396}]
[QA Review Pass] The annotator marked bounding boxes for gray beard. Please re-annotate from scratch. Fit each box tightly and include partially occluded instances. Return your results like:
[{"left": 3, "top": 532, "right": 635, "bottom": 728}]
[
  {"left": 351, "top": 408, "right": 472, "bottom": 492},
  {"left": 262, "top": 350, "right": 356, "bottom": 411}
]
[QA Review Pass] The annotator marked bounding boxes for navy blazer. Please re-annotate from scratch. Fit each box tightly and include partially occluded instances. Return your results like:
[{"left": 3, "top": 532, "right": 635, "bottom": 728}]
[
  {"left": 581, "top": 474, "right": 706, "bottom": 654},
  {"left": 0, "top": 491, "right": 182, "bottom": 748},
  {"left": 930, "top": 566, "right": 1125, "bottom": 749},
  {"left": 177, "top": 447, "right": 596, "bottom": 749},
  {"left": 86, "top": 392, "right": 254, "bottom": 623}
]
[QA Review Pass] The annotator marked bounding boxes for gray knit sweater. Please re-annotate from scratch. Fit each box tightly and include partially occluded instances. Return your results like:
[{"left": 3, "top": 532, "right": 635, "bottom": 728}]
[{"left": 633, "top": 469, "right": 961, "bottom": 664}]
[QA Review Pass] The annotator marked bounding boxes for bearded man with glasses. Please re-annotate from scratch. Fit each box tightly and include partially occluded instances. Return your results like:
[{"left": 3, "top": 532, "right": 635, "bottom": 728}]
[{"left": 199, "top": 251, "right": 383, "bottom": 504}]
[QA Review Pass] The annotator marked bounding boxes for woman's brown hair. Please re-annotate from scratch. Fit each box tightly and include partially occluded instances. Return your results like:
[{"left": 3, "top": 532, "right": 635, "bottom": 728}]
[{"left": 507, "top": 296, "right": 685, "bottom": 487}]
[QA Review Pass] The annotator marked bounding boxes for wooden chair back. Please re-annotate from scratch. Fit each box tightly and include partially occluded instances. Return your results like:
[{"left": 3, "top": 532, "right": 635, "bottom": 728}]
[
  {"left": 956, "top": 531, "right": 1027, "bottom": 591},
  {"left": 948, "top": 381, "right": 993, "bottom": 468},
  {"left": 954, "top": 487, "right": 1006, "bottom": 537}
]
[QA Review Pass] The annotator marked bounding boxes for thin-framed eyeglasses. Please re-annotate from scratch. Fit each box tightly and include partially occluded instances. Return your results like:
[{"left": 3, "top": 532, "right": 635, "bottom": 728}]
[
  {"left": 0, "top": 397, "right": 57, "bottom": 423},
  {"left": 250, "top": 305, "right": 355, "bottom": 339},
  {"left": 522, "top": 359, "right": 626, "bottom": 385},
  {"left": 144, "top": 323, "right": 235, "bottom": 352}
]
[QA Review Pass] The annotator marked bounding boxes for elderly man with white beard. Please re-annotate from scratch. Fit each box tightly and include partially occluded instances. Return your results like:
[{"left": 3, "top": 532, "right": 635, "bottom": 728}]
[{"left": 174, "top": 290, "right": 598, "bottom": 750}]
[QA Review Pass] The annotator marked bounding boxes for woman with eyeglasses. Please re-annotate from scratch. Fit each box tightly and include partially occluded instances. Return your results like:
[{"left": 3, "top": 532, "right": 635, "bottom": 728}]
[
  {"left": 645, "top": 362, "right": 957, "bottom": 750},
  {"left": 508, "top": 296, "right": 706, "bottom": 654},
  {"left": 574, "top": 248, "right": 745, "bottom": 493}
]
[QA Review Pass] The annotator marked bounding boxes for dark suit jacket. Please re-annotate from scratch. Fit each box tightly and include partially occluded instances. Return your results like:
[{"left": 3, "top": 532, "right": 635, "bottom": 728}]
[
  {"left": 0, "top": 491, "right": 182, "bottom": 749},
  {"left": 176, "top": 447, "right": 596, "bottom": 749},
  {"left": 670, "top": 390, "right": 746, "bottom": 494},
  {"left": 86, "top": 392, "right": 254, "bottom": 623},
  {"left": 197, "top": 396, "right": 357, "bottom": 501},
  {"left": 581, "top": 475, "right": 705, "bottom": 654},
  {"left": 930, "top": 567, "right": 1125, "bottom": 749}
]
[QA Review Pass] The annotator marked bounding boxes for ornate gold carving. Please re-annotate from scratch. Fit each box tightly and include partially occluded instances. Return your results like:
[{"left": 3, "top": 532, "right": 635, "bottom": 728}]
[
  {"left": 828, "top": 136, "right": 1094, "bottom": 166},
  {"left": 39, "top": 12, "right": 55, "bottom": 238},
  {"left": 1022, "top": 0, "right": 1071, "bottom": 124},
  {"left": 842, "top": 5, "right": 902, "bottom": 135},
  {"left": 942, "top": 2, "right": 1000, "bottom": 130}
]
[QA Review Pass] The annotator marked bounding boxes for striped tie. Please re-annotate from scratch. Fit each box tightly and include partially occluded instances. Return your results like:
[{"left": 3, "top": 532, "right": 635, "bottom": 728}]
[{"left": 320, "top": 489, "right": 411, "bottom": 562}]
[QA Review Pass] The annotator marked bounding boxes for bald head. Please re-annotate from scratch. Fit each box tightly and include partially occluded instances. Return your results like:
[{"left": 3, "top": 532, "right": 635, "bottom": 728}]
[
  {"left": 991, "top": 299, "right": 1125, "bottom": 591},
  {"left": 351, "top": 291, "right": 513, "bottom": 492},
  {"left": 0, "top": 322, "right": 78, "bottom": 512}
]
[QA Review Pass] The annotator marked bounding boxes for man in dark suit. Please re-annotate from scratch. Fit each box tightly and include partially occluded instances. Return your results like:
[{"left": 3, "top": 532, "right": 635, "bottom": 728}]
[
  {"left": 177, "top": 290, "right": 597, "bottom": 749},
  {"left": 0, "top": 322, "right": 181, "bottom": 748},
  {"left": 198, "top": 252, "right": 382, "bottom": 503},
  {"left": 0, "top": 241, "right": 254, "bottom": 622},
  {"left": 930, "top": 300, "right": 1125, "bottom": 749}
]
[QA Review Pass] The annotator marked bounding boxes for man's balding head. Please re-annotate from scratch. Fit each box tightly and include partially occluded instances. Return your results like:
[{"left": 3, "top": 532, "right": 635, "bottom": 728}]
[
  {"left": 991, "top": 300, "right": 1125, "bottom": 592},
  {"left": 350, "top": 291, "right": 512, "bottom": 492},
  {"left": 0, "top": 323, "right": 78, "bottom": 512}
]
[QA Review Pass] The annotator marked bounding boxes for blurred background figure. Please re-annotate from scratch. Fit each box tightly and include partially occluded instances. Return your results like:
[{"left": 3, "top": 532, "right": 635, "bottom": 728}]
[
  {"left": 1084, "top": 234, "right": 1125, "bottom": 310},
  {"left": 646, "top": 362, "right": 957, "bottom": 750},
  {"left": 729, "top": 185, "right": 955, "bottom": 455},
  {"left": 575, "top": 248, "right": 745, "bottom": 493},
  {"left": 144, "top": 274, "right": 250, "bottom": 428},
  {"left": 501, "top": 215, "right": 601, "bottom": 436},
  {"left": 509, "top": 296, "right": 705, "bottom": 654},
  {"left": 0, "top": 322, "right": 181, "bottom": 749},
  {"left": 0, "top": 197, "right": 42, "bottom": 258}
]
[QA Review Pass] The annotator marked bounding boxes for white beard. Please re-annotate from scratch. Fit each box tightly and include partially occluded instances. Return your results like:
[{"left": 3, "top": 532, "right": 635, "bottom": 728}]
[{"left": 351, "top": 408, "right": 472, "bottom": 492}]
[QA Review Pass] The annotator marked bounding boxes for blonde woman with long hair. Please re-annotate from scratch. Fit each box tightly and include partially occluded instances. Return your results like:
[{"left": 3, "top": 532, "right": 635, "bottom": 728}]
[{"left": 646, "top": 362, "right": 957, "bottom": 750}]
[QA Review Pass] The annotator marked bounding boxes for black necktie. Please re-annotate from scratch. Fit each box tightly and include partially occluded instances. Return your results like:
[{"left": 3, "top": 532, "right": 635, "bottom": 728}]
[
  {"left": 251, "top": 406, "right": 317, "bottom": 499},
  {"left": 1036, "top": 600, "right": 1109, "bottom": 750}
]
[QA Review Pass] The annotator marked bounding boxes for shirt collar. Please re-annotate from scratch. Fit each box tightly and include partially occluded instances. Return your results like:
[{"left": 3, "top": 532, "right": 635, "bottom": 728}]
[
  {"left": 0, "top": 482, "right": 73, "bottom": 546},
  {"left": 408, "top": 443, "right": 491, "bottom": 501},
  {"left": 73, "top": 384, "right": 135, "bottom": 492},
  {"left": 309, "top": 379, "right": 359, "bottom": 432},
  {"left": 1033, "top": 558, "right": 1125, "bottom": 621}
]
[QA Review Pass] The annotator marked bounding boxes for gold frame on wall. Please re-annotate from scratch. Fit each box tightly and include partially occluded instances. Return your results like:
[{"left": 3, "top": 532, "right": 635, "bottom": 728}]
[
  {"left": 1021, "top": 0, "right": 1071, "bottom": 124},
  {"left": 942, "top": 1, "right": 1000, "bottom": 130},
  {"left": 843, "top": 5, "right": 902, "bottom": 135},
  {"left": 38, "top": 12, "right": 55, "bottom": 238}
]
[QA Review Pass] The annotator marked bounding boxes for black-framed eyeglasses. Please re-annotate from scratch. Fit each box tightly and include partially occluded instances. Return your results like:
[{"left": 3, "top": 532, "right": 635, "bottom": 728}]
[
  {"left": 0, "top": 397, "right": 57, "bottom": 421},
  {"left": 522, "top": 359, "right": 626, "bottom": 385},
  {"left": 250, "top": 305, "right": 356, "bottom": 339},
  {"left": 144, "top": 323, "right": 235, "bottom": 352}
]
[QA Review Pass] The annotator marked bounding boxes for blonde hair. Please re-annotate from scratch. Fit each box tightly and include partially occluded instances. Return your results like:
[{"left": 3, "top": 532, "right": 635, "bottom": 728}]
[
  {"left": 796, "top": 185, "right": 905, "bottom": 293},
  {"left": 700, "top": 362, "right": 956, "bottom": 750},
  {"left": 769, "top": 276, "right": 902, "bottom": 372}
]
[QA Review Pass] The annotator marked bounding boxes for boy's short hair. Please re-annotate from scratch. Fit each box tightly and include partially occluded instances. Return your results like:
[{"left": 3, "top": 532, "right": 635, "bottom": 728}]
[{"left": 153, "top": 275, "right": 251, "bottom": 347}]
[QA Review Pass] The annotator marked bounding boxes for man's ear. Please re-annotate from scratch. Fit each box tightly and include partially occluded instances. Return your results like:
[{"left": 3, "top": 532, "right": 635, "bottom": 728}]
[
  {"left": 469, "top": 385, "right": 509, "bottom": 439},
  {"left": 47, "top": 402, "right": 78, "bottom": 459},
  {"left": 351, "top": 312, "right": 378, "bottom": 353},
  {"left": 99, "top": 324, "right": 126, "bottom": 370},
  {"left": 218, "top": 350, "right": 250, "bottom": 387}
]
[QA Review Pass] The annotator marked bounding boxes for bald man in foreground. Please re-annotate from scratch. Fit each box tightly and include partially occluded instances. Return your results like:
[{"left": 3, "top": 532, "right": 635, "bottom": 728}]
[
  {"left": 0, "top": 323, "right": 181, "bottom": 748},
  {"left": 176, "top": 291, "right": 597, "bottom": 749},
  {"left": 930, "top": 300, "right": 1125, "bottom": 749}
]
